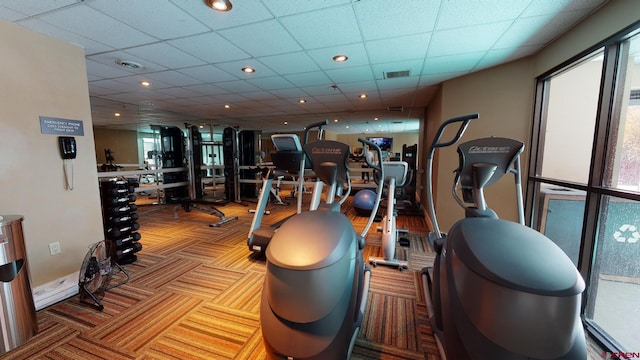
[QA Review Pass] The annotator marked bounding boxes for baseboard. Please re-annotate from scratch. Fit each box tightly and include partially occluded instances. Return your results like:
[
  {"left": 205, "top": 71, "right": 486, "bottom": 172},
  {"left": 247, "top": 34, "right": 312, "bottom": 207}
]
[{"left": 32, "top": 271, "right": 79, "bottom": 311}]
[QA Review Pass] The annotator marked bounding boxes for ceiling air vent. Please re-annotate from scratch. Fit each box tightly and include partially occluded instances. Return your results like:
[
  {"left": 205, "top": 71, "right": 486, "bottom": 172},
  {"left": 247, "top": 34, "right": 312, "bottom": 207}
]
[
  {"left": 631, "top": 89, "right": 640, "bottom": 100},
  {"left": 115, "top": 59, "right": 144, "bottom": 70},
  {"left": 387, "top": 106, "right": 404, "bottom": 112},
  {"left": 384, "top": 70, "right": 410, "bottom": 79}
]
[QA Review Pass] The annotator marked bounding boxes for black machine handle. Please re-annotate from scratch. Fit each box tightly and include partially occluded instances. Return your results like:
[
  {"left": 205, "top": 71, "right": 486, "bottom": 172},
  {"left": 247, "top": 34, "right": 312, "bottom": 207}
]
[
  {"left": 428, "top": 113, "right": 479, "bottom": 158},
  {"left": 304, "top": 120, "right": 329, "bottom": 144}
]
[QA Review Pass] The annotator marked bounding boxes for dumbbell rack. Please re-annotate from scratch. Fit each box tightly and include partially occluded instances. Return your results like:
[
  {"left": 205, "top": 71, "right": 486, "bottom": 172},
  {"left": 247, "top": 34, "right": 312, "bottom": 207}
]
[{"left": 99, "top": 178, "right": 143, "bottom": 266}]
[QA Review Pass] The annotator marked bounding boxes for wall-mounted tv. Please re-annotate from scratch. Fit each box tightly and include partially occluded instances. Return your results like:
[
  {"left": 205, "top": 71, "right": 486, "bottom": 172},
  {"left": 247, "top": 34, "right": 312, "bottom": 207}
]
[{"left": 367, "top": 137, "right": 393, "bottom": 151}]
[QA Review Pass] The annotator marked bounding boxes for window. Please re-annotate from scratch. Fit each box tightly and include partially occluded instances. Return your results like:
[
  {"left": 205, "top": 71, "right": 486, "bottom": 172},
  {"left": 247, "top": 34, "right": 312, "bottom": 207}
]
[{"left": 528, "top": 27, "right": 640, "bottom": 353}]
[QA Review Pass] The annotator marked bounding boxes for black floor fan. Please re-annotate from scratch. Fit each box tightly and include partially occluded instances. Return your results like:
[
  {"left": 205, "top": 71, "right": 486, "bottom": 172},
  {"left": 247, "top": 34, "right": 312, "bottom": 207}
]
[{"left": 78, "top": 239, "right": 129, "bottom": 311}]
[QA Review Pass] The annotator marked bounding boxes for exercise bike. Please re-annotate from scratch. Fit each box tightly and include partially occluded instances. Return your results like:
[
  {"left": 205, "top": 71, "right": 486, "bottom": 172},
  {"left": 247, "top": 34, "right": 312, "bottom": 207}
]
[
  {"left": 421, "top": 113, "right": 586, "bottom": 359},
  {"left": 369, "top": 161, "right": 413, "bottom": 270},
  {"left": 260, "top": 131, "right": 384, "bottom": 359}
]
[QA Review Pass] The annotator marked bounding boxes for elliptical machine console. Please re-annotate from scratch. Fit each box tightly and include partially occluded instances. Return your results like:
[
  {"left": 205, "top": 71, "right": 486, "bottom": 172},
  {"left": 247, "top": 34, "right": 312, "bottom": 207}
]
[
  {"left": 421, "top": 113, "right": 586, "bottom": 360},
  {"left": 260, "top": 123, "right": 384, "bottom": 360}
]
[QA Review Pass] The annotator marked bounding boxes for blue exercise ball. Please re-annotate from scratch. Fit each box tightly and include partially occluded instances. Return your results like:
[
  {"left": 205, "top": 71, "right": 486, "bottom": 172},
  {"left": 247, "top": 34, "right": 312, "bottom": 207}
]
[{"left": 353, "top": 189, "right": 376, "bottom": 216}]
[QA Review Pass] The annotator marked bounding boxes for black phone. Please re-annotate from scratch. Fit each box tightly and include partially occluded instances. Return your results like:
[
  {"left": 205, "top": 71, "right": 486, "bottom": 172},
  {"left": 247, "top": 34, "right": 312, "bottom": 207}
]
[{"left": 59, "top": 136, "right": 77, "bottom": 159}]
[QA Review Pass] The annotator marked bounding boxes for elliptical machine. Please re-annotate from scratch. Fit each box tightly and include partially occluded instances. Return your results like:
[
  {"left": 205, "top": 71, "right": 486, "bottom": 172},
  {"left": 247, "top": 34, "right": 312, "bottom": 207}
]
[
  {"left": 369, "top": 161, "right": 412, "bottom": 270},
  {"left": 421, "top": 113, "right": 586, "bottom": 359},
  {"left": 260, "top": 128, "right": 384, "bottom": 359}
]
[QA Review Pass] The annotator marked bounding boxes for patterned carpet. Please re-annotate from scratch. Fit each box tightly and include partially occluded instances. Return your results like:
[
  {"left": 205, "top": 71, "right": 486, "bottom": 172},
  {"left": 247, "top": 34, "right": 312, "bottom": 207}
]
[{"left": 2, "top": 194, "right": 442, "bottom": 360}]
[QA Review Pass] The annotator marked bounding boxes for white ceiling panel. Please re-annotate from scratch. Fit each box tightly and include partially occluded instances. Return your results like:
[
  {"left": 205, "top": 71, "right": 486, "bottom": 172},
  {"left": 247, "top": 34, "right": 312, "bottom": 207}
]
[
  {"left": 168, "top": 32, "right": 251, "bottom": 64},
  {"left": 34, "top": 5, "right": 156, "bottom": 48},
  {"left": 218, "top": 20, "right": 302, "bottom": 57},
  {"left": 279, "top": 5, "right": 362, "bottom": 49},
  {"left": 87, "top": 0, "right": 209, "bottom": 40},
  {"left": 354, "top": 0, "right": 441, "bottom": 40},
  {"left": 0, "top": 0, "right": 608, "bottom": 134},
  {"left": 366, "top": 33, "right": 431, "bottom": 64}
]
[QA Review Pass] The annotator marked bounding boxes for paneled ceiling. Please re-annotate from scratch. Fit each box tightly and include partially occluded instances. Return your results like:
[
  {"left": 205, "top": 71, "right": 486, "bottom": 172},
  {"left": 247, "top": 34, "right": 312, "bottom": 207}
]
[{"left": 1, "top": 0, "right": 607, "bottom": 134}]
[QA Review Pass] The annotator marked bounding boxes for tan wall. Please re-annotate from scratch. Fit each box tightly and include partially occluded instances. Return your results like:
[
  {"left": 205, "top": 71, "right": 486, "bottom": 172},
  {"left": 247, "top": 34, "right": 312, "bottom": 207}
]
[{"left": 0, "top": 21, "right": 103, "bottom": 287}]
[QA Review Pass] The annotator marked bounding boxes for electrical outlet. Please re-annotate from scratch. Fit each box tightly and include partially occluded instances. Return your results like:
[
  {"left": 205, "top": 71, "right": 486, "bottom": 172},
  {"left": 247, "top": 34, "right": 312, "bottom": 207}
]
[{"left": 49, "top": 242, "right": 61, "bottom": 256}]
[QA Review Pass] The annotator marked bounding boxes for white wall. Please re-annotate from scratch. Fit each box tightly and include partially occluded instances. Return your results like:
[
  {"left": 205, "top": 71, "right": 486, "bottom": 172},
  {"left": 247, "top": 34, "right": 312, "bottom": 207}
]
[{"left": 0, "top": 21, "right": 103, "bottom": 287}]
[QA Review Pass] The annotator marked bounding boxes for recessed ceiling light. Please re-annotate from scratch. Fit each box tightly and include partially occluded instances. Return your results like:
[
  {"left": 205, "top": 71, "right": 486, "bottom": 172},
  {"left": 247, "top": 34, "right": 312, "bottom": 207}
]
[
  {"left": 114, "top": 112, "right": 121, "bottom": 117},
  {"left": 359, "top": 94, "right": 367, "bottom": 99},
  {"left": 205, "top": 0, "right": 232, "bottom": 11},
  {"left": 374, "top": 117, "right": 379, "bottom": 121},
  {"left": 284, "top": 121, "right": 288, "bottom": 125},
  {"left": 298, "top": 99, "right": 307, "bottom": 103},
  {"left": 140, "top": 81, "right": 151, "bottom": 87},
  {"left": 224, "top": 104, "right": 230, "bottom": 109},
  {"left": 333, "top": 119, "right": 339, "bottom": 123},
  {"left": 346, "top": 125, "right": 350, "bottom": 129},
  {"left": 332, "top": 54, "right": 348, "bottom": 62},
  {"left": 242, "top": 67, "right": 255, "bottom": 73}
]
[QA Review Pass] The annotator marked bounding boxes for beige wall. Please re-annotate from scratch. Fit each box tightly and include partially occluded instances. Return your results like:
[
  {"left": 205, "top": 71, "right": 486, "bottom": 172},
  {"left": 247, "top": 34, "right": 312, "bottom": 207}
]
[
  {"left": 423, "top": 0, "right": 640, "bottom": 231},
  {"left": 0, "top": 21, "right": 103, "bottom": 286}
]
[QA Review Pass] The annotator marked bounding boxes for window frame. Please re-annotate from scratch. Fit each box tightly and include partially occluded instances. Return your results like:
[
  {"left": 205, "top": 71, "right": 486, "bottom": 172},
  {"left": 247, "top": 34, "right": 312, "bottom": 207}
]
[{"left": 526, "top": 21, "right": 640, "bottom": 353}]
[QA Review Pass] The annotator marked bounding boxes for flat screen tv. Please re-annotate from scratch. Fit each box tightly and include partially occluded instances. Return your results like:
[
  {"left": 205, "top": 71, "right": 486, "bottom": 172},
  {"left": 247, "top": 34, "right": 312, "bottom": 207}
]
[{"left": 367, "top": 137, "right": 393, "bottom": 151}]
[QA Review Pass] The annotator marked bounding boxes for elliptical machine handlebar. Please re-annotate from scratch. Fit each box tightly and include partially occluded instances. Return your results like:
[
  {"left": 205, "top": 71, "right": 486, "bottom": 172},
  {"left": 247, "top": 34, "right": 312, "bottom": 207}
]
[
  {"left": 304, "top": 120, "right": 329, "bottom": 144},
  {"left": 426, "top": 113, "right": 479, "bottom": 237},
  {"left": 358, "top": 137, "right": 384, "bottom": 239}
]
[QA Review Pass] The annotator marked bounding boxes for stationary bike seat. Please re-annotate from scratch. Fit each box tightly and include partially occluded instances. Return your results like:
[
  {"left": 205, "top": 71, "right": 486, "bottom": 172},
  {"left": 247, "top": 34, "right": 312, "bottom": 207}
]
[{"left": 448, "top": 217, "right": 583, "bottom": 296}]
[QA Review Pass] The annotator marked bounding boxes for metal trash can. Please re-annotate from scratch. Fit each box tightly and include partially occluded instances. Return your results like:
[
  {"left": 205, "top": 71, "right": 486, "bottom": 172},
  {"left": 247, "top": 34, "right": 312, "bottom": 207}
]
[{"left": 0, "top": 215, "right": 37, "bottom": 354}]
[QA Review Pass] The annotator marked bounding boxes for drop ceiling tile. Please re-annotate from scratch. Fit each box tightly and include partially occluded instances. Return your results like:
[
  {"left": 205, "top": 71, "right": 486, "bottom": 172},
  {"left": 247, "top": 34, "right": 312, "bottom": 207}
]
[
  {"left": 521, "top": 0, "right": 574, "bottom": 16},
  {"left": 261, "top": 0, "right": 350, "bottom": 17},
  {"left": 354, "top": 0, "right": 440, "bottom": 40},
  {"left": 214, "top": 79, "right": 263, "bottom": 93},
  {"left": 366, "top": 33, "right": 431, "bottom": 64},
  {"left": 18, "top": 18, "right": 114, "bottom": 55},
  {"left": 154, "top": 87, "right": 203, "bottom": 99},
  {"left": 0, "top": 0, "right": 78, "bottom": 16},
  {"left": 436, "top": 0, "right": 530, "bottom": 30},
  {"left": 177, "top": 65, "right": 238, "bottom": 83},
  {"left": 123, "top": 43, "right": 206, "bottom": 69},
  {"left": 218, "top": 20, "right": 302, "bottom": 57},
  {"left": 214, "top": 59, "right": 277, "bottom": 78},
  {"left": 246, "top": 76, "right": 296, "bottom": 91},
  {"left": 307, "top": 43, "right": 370, "bottom": 69},
  {"left": 87, "top": 51, "right": 167, "bottom": 73},
  {"left": 257, "top": 52, "right": 321, "bottom": 75},
  {"left": 85, "top": 59, "right": 134, "bottom": 80},
  {"left": 325, "top": 65, "right": 375, "bottom": 84},
  {"left": 299, "top": 85, "right": 344, "bottom": 97},
  {"left": 333, "top": 80, "right": 378, "bottom": 93},
  {"left": 521, "top": 10, "right": 593, "bottom": 47},
  {"left": 422, "top": 52, "right": 485, "bottom": 75},
  {"left": 0, "top": 6, "right": 31, "bottom": 21},
  {"left": 169, "top": 32, "right": 251, "bottom": 64},
  {"left": 268, "top": 88, "right": 310, "bottom": 99},
  {"left": 144, "top": 71, "right": 204, "bottom": 87},
  {"left": 279, "top": 5, "right": 362, "bottom": 49},
  {"left": 419, "top": 71, "right": 468, "bottom": 87},
  {"left": 185, "top": 84, "right": 229, "bottom": 96},
  {"left": 428, "top": 21, "right": 513, "bottom": 57},
  {"left": 35, "top": 5, "right": 156, "bottom": 48},
  {"left": 87, "top": 0, "right": 208, "bottom": 40},
  {"left": 284, "top": 71, "right": 333, "bottom": 87},
  {"left": 171, "top": 0, "right": 273, "bottom": 30},
  {"left": 113, "top": 75, "right": 173, "bottom": 90},
  {"left": 476, "top": 46, "right": 538, "bottom": 70},
  {"left": 371, "top": 59, "right": 426, "bottom": 80},
  {"left": 376, "top": 76, "right": 420, "bottom": 90}
]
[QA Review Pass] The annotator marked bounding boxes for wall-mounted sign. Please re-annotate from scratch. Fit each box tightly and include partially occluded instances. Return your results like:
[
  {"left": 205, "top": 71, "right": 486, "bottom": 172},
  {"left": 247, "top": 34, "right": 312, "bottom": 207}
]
[{"left": 40, "top": 116, "right": 84, "bottom": 136}]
